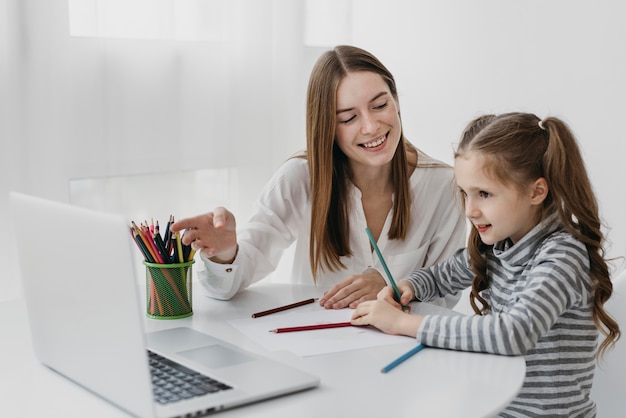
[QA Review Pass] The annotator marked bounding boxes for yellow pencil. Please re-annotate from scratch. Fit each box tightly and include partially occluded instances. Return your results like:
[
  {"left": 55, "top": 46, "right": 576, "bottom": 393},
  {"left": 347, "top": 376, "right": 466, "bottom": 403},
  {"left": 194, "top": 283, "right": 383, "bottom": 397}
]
[
  {"left": 175, "top": 232, "right": 184, "bottom": 263},
  {"left": 187, "top": 248, "right": 196, "bottom": 262}
]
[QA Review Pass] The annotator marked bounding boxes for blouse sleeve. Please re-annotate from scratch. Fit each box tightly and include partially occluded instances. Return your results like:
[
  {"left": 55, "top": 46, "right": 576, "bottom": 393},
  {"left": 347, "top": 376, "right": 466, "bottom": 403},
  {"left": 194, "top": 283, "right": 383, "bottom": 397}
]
[{"left": 197, "top": 158, "right": 310, "bottom": 299}]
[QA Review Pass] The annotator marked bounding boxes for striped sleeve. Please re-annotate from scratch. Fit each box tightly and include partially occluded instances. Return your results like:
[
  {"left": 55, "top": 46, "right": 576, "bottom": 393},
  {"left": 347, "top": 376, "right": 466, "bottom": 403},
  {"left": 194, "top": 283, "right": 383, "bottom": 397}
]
[{"left": 415, "top": 232, "right": 592, "bottom": 356}]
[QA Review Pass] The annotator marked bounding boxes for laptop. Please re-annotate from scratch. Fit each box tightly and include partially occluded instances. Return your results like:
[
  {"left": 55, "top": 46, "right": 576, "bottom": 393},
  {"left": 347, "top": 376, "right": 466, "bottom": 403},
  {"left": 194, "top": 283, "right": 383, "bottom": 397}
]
[{"left": 9, "top": 191, "right": 319, "bottom": 418}]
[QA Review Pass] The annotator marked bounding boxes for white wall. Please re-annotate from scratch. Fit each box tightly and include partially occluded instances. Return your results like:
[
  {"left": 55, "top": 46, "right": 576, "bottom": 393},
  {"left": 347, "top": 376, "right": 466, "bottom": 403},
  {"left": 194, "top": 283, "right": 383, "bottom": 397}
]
[
  {"left": 351, "top": 0, "right": 626, "bottom": 271},
  {"left": 2, "top": 0, "right": 625, "bottom": 302}
]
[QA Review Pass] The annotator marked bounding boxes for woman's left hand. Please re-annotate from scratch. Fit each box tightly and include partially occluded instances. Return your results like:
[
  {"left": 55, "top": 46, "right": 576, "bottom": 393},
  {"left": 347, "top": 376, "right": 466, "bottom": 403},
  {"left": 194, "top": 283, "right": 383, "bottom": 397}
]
[{"left": 319, "top": 270, "right": 386, "bottom": 309}]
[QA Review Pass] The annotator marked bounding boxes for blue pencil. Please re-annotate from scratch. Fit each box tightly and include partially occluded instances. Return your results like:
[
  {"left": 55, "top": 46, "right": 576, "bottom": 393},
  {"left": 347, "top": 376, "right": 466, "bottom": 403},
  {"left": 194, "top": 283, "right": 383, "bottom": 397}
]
[{"left": 381, "top": 343, "right": 425, "bottom": 373}]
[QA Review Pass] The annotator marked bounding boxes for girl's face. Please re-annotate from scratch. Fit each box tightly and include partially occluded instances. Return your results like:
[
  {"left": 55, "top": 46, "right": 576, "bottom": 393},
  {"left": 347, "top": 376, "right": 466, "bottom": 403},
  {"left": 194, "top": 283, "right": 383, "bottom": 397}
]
[
  {"left": 454, "top": 152, "right": 544, "bottom": 245},
  {"left": 334, "top": 71, "right": 401, "bottom": 171}
]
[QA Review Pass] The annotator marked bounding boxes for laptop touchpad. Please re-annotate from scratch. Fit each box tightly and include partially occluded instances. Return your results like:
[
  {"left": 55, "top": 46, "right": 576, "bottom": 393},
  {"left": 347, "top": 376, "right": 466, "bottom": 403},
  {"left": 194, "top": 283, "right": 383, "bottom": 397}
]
[{"left": 178, "top": 345, "right": 255, "bottom": 369}]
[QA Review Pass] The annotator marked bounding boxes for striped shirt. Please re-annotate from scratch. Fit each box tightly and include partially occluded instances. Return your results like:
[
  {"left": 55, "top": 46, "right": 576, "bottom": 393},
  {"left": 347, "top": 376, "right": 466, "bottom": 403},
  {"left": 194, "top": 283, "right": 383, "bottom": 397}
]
[{"left": 405, "top": 213, "right": 597, "bottom": 417}]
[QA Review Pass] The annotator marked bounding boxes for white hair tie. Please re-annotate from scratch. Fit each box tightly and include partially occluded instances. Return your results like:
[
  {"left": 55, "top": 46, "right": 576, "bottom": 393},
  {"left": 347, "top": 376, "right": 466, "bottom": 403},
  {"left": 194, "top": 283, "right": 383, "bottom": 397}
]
[{"left": 538, "top": 120, "right": 546, "bottom": 131}]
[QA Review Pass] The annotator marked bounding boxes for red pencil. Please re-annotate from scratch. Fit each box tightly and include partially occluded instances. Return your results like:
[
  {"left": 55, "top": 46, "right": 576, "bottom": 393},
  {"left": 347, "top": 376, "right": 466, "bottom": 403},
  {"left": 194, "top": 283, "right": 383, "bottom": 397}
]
[
  {"left": 269, "top": 322, "right": 353, "bottom": 333},
  {"left": 252, "top": 298, "right": 318, "bottom": 318}
]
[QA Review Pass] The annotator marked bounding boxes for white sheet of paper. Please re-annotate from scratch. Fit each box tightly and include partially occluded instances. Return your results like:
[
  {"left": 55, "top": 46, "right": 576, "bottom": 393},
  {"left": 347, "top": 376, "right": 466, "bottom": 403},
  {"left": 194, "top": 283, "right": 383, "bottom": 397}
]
[{"left": 227, "top": 307, "right": 413, "bottom": 357}]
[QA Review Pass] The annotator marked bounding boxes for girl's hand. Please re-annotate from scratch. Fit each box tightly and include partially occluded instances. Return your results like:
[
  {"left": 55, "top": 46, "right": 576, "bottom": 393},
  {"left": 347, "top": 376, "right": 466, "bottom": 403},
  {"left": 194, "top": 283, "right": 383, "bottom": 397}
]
[
  {"left": 170, "top": 207, "right": 238, "bottom": 263},
  {"left": 351, "top": 298, "right": 422, "bottom": 337},
  {"left": 377, "top": 281, "right": 415, "bottom": 310},
  {"left": 395, "top": 280, "right": 416, "bottom": 307}
]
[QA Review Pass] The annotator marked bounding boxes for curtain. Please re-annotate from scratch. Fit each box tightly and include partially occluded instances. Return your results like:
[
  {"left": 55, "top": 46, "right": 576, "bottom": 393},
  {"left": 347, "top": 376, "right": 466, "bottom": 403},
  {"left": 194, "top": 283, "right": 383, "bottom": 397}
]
[{"left": 1, "top": 0, "right": 337, "bottom": 299}]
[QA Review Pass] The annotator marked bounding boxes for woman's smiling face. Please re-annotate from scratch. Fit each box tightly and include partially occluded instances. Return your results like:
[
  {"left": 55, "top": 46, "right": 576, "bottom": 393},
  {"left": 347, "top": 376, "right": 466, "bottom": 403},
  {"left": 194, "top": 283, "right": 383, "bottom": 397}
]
[{"left": 334, "top": 71, "right": 401, "bottom": 171}]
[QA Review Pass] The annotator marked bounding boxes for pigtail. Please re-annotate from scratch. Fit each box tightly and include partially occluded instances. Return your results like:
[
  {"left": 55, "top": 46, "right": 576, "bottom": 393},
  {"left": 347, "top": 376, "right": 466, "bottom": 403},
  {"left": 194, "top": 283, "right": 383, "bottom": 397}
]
[
  {"left": 468, "top": 227, "right": 490, "bottom": 314},
  {"left": 541, "top": 117, "right": 620, "bottom": 359}
]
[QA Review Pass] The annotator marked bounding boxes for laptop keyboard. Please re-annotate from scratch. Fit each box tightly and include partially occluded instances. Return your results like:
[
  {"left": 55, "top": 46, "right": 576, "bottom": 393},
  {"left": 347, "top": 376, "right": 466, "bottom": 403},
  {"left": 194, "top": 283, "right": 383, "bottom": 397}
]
[{"left": 148, "top": 350, "right": 233, "bottom": 405}]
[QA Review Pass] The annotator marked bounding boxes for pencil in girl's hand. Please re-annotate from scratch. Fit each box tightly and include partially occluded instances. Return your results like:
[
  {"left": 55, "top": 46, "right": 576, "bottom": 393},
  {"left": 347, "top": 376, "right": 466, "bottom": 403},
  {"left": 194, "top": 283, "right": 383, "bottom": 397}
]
[{"left": 365, "top": 227, "right": 408, "bottom": 311}]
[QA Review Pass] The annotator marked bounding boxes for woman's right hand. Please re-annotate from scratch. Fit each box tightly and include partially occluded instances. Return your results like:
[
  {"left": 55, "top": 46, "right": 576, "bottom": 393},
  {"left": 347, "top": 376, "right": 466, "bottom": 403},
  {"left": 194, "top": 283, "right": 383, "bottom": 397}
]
[{"left": 170, "top": 207, "right": 238, "bottom": 264}]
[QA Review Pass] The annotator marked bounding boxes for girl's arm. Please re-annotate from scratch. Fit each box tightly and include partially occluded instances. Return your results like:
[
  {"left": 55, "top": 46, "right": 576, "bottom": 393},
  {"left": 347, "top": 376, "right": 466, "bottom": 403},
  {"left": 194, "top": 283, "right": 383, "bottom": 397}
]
[
  {"left": 405, "top": 248, "right": 474, "bottom": 302},
  {"left": 418, "top": 232, "right": 591, "bottom": 356}
]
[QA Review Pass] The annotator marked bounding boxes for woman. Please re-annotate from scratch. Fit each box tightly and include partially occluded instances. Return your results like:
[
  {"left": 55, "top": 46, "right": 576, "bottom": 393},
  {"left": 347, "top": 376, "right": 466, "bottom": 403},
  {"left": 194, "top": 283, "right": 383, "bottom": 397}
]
[{"left": 172, "top": 45, "right": 466, "bottom": 309}]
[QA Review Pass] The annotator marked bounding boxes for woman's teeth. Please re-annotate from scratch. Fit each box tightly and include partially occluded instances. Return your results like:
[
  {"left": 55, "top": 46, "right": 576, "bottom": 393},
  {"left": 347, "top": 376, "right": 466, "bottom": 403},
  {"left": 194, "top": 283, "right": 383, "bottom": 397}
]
[{"left": 362, "top": 136, "right": 385, "bottom": 148}]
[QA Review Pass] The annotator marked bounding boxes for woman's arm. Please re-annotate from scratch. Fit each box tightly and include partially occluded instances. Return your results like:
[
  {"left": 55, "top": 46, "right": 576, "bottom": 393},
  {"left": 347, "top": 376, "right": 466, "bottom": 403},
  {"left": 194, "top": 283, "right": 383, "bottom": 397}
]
[{"left": 179, "top": 158, "right": 311, "bottom": 299}]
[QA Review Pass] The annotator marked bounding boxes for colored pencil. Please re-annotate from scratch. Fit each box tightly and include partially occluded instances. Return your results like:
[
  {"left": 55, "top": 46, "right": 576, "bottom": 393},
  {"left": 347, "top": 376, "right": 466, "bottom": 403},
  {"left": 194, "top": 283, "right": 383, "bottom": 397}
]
[
  {"left": 153, "top": 231, "right": 170, "bottom": 264},
  {"left": 252, "top": 298, "right": 318, "bottom": 318},
  {"left": 130, "top": 227, "right": 155, "bottom": 263},
  {"left": 381, "top": 343, "right": 425, "bottom": 373},
  {"left": 269, "top": 322, "right": 352, "bottom": 333},
  {"left": 142, "top": 224, "right": 165, "bottom": 264},
  {"left": 187, "top": 248, "right": 196, "bottom": 262},
  {"left": 129, "top": 216, "right": 193, "bottom": 265},
  {"left": 163, "top": 215, "right": 173, "bottom": 253},
  {"left": 365, "top": 227, "right": 408, "bottom": 311}
]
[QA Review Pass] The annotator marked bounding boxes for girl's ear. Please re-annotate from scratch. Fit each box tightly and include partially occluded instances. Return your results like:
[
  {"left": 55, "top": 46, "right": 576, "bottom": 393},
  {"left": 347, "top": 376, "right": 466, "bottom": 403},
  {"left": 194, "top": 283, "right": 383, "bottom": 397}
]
[{"left": 530, "top": 177, "right": 549, "bottom": 205}]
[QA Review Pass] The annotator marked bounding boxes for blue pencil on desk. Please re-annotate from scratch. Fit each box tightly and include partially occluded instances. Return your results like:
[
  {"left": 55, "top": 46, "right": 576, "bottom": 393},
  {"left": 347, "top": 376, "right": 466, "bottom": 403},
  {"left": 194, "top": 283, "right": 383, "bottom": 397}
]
[
  {"left": 365, "top": 227, "right": 408, "bottom": 311},
  {"left": 381, "top": 343, "right": 425, "bottom": 373}
]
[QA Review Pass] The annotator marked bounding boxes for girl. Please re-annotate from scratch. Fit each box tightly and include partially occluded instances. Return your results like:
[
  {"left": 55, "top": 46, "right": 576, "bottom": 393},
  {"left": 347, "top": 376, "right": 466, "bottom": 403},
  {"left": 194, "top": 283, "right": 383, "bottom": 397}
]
[
  {"left": 170, "top": 46, "right": 466, "bottom": 309},
  {"left": 352, "top": 112, "right": 620, "bottom": 417}
]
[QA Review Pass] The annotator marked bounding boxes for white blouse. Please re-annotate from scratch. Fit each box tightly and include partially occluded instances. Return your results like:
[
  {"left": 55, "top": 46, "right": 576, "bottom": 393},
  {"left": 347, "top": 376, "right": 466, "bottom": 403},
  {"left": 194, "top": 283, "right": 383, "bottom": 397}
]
[{"left": 198, "top": 152, "right": 467, "bottom": 308}]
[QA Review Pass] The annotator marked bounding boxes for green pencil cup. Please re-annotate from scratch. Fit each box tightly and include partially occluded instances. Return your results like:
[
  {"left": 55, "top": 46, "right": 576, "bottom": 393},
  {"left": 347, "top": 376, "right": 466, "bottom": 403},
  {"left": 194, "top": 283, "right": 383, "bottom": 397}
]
[{"left": 143, "top": 260, "right": 194, "bottom": 319}]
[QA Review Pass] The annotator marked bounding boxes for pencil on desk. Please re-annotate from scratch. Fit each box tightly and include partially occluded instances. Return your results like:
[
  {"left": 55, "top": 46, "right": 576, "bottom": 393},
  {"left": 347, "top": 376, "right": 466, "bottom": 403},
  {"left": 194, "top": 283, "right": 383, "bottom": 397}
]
[
  {"left": 252, "top": 298, "right": 318, "bottom": 318},
  {"left": 381, "top": 343, "right": 425, "bottom": 373},
  {"left": 269, "top": 322, "right": 352, "bottom": 333}
]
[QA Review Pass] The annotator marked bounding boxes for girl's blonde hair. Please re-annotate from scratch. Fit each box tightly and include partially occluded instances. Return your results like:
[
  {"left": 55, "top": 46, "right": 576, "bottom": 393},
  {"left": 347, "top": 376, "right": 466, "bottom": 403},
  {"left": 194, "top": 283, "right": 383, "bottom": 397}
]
[{"left": 455, "top": 112, "right": 619, "bottom": 358}]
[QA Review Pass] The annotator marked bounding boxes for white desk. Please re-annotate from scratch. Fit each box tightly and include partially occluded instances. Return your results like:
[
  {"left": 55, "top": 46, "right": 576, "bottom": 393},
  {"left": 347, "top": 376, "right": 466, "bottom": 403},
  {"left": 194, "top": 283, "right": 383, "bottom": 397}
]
[{"left": 0, "top": 283, "right": 525, "bottom": 418}]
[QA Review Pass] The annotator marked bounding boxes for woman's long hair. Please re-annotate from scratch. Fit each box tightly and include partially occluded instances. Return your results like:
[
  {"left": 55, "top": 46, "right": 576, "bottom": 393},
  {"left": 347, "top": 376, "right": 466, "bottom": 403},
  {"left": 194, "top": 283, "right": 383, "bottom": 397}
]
[{"left": 303, "top": 45, "right": 419, "bottom": 281}]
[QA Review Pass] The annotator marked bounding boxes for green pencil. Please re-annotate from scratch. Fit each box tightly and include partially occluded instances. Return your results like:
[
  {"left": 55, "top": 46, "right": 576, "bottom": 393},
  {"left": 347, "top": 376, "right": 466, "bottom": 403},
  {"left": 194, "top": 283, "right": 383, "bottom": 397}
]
[{"left": 365, "top": 227, "right": 408, "bottom": 311}]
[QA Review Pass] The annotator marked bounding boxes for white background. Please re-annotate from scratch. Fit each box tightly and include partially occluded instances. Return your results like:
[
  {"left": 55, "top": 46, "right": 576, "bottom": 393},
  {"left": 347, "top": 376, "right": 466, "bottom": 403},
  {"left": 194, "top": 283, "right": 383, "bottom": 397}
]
[{"left": 2, "top": 0, "right": 625, "bottom": 301}]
